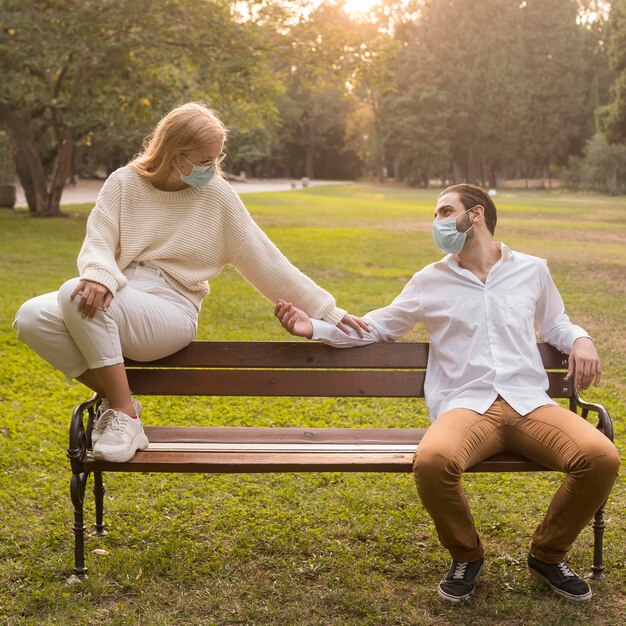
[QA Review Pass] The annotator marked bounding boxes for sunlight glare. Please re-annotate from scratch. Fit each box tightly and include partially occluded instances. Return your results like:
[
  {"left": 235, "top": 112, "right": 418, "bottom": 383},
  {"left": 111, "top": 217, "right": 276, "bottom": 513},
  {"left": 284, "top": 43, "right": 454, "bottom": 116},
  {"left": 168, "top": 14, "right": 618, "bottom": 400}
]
[{"left": 343, "top": 0, "right": 380, "bottom": 18}]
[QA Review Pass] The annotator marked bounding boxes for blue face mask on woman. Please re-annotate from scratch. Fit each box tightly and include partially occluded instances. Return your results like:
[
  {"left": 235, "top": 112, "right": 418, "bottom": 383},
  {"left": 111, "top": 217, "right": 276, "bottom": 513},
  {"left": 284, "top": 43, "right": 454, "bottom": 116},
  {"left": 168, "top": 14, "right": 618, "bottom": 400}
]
[
  {"left": 176, "top": 156, "right": 216, "bottom": 188},
  {"left": 432, "top": 207, "right": 475, "bottom": 254}
]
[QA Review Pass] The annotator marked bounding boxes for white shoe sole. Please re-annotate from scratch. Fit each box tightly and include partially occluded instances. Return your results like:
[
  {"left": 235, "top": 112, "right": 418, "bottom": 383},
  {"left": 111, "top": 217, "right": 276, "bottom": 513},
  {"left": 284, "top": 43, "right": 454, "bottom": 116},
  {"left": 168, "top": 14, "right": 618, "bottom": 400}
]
[
  {"left": 437, "top": 563, "right": 483, "bottom": 603},
  {"left": 528, "top": 567, "right": 593, "bottom": 602},
  {"left": 92, "top": 431, "right": 149, "bottom": 463},
  {"left": 437, "top": 586, "right": 475, "bottom": 602}
]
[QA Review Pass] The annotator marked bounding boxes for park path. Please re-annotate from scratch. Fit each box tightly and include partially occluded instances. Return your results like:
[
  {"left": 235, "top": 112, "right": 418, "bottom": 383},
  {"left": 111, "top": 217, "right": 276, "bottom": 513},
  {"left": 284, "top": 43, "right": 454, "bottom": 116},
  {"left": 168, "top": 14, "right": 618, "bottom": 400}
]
[{"left": 15, "top": 178, "right": 348, "bottom": 208}]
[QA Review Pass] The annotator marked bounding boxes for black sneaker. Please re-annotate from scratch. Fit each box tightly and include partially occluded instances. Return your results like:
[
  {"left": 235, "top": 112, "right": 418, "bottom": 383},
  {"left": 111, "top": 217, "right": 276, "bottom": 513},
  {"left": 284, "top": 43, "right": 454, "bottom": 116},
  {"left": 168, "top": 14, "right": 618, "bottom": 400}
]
[
  {"left": 527, "top": 555, "right": 592, "bottom": 601},
  {"left": 437, "top": 557, "right": 484, "bottom": 602}
]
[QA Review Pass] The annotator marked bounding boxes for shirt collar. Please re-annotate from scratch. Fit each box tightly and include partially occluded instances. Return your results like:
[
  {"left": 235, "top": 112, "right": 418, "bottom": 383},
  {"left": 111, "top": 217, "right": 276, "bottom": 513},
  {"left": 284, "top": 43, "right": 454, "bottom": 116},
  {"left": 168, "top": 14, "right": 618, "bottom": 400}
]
[{"left": 437, "top": 242, "right": 516, "bottom": 270}]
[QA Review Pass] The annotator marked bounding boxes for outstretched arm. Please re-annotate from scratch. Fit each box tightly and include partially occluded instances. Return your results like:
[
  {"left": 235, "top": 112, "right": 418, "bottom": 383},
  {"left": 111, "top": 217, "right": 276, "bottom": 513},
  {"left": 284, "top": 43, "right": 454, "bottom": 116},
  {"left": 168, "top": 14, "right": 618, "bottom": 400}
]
[
  {"left": 274, "top": 300, "right": 313, "bottom": 338},
  {"left": 275, "top": 272, "right": 424, "bottom": 347}
]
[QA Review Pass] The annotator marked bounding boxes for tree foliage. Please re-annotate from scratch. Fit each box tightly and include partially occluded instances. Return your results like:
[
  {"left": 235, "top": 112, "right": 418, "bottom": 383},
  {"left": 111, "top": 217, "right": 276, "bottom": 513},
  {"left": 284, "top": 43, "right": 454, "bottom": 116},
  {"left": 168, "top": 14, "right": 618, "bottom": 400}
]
[
  {"left": 598, "top": 0, "right": 626, "bottom": 143},
  {"left": 0, "top": 0, "right": 279, "bottom": 215},
  {"left": 1, "top": 0, "right": 621, "bottom": 211}
]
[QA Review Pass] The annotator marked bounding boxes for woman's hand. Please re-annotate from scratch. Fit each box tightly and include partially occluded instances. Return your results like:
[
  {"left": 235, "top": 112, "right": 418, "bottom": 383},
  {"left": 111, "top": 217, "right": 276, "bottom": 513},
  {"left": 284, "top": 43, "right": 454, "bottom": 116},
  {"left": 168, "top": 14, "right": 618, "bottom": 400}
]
[
  {"left": 70, "top": 280, "right": 113, "bottom": 319},
  {"left": 274, "top": 300, "right": 313, "bottom": 338},
  {"left": 337, "top": 313, "right": 370, "bottom": 338}
]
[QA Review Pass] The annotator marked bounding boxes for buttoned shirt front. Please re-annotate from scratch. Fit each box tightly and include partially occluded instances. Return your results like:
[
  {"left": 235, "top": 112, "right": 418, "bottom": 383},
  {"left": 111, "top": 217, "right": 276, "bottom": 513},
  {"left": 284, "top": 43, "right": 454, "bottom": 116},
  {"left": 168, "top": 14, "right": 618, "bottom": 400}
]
[{"left": 311, "top": 244, "right": 589, "bottom": 420}]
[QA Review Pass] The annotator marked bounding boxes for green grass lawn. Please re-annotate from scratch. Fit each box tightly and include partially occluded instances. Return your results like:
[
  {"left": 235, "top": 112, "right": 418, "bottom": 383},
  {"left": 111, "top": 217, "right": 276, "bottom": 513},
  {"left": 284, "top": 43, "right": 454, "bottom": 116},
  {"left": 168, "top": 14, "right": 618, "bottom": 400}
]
[{"left": 1, "top": 185, "right": 625, "bottom": 625}]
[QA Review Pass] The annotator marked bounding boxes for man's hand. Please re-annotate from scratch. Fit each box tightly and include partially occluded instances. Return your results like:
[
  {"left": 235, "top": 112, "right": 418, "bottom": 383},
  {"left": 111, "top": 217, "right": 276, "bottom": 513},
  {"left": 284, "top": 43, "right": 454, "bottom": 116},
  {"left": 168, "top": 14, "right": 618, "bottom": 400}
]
[
  {"left": 274, "top": 300, "right": 313, "bottom": 338},
  {"left": 567, "top": 337, "right": 601, "bottom": 390},
  {"left": 70, "top": 280, "right": 113, "bottom": 319}
]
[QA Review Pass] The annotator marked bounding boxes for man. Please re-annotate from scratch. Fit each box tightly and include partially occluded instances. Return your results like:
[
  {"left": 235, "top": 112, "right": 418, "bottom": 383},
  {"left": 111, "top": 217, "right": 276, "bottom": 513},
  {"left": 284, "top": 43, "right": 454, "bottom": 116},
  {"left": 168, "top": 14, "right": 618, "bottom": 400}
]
[{"left": 274, "top": 184, "right": 619, "bottom": 603}]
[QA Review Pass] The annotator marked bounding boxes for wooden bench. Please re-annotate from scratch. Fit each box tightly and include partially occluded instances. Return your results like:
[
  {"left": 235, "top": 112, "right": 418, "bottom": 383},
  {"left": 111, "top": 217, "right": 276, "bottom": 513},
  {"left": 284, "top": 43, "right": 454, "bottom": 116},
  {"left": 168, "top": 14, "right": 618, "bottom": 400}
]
[{"left": 67, "top": 341, "right": 614, "bottom": 580}]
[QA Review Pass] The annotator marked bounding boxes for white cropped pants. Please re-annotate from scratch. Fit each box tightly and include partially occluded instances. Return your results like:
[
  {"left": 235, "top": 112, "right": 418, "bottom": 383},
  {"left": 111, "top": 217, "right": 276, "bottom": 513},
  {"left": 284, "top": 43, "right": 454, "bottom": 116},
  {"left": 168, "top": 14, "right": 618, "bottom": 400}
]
[{"left": 13, "top": 263, "right": 198, "bottom": 379}]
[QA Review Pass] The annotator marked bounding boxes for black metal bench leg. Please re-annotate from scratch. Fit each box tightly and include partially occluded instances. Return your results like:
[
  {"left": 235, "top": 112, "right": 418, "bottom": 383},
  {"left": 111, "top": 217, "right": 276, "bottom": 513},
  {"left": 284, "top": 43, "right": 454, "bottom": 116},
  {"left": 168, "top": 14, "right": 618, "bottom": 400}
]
[
  {"left": 589, "top": 502, "right": 606, "bottom": 581},
  {"left": 91, "top": 471, "right": 107, "bottom": 537},
  {"left": 70, "top": 471, "right": 90, "bottom": 578}
]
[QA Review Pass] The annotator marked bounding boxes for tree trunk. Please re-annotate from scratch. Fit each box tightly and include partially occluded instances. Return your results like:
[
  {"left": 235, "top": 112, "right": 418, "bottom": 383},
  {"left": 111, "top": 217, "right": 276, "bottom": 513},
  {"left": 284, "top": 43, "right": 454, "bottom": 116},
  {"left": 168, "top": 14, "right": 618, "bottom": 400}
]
[
  {"left": 393, "top": 154, "right": 401, "bottom": 182},
  {"left": 304, "top": 122, "right": 316, "bottom": 179},
  {"left": 47, "top": 129, "right": 73, "bottom": 215},
  {"left": 0, "top": 104, "right": 50, "bottom": 214},
  {"left": 0, "top": 103, "right": 76, "bottom": 216}
]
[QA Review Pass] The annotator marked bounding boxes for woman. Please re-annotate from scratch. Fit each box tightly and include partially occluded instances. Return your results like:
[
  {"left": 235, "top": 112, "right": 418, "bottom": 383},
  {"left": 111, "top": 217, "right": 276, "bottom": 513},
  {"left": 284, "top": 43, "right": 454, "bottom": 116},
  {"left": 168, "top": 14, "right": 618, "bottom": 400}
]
[{"left": 14, "top": 102, "right": 366, "bottom": 463}]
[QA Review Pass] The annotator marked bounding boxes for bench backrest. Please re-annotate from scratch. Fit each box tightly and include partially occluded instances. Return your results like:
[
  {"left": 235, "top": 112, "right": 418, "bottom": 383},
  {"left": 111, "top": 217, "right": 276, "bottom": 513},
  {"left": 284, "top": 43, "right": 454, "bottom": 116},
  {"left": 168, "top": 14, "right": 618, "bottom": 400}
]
[{"left": 125, "top": 341, "right": 572, "bottom": 399}]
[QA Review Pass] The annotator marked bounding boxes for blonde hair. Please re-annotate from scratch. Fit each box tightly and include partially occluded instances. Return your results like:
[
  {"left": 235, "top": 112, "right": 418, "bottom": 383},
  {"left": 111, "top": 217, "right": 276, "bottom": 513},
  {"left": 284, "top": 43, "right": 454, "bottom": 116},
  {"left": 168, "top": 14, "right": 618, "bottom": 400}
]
[{"left": 129, "top": 102, "right": 227, "bottom": 181}]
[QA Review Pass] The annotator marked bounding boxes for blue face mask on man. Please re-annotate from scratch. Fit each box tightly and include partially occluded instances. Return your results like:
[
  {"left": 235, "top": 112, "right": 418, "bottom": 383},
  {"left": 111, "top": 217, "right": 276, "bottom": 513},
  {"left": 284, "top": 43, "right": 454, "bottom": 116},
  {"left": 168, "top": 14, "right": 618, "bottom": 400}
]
[
  {"left": 176, "top": 155, "right": 216, "bottom": 188},
  {"left": 432, "top": 207, "right": 475, "bottom": 254}
]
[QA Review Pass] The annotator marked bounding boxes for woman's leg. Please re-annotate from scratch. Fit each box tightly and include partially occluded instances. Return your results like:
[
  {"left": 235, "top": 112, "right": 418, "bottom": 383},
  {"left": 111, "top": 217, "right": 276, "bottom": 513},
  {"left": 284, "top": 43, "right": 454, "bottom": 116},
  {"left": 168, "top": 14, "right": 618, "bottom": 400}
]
[
  {"left": 13, "top": 291, "right": 92, "bottom": 380},
  {"left": 14, "top": 291, "right": 158, "bottom": 412},
  {"left": 15, "top": 267, "right": 197, "bottom": 415},
  {"left": 56, "top": 271, "right": 197, "bottom": 413}
]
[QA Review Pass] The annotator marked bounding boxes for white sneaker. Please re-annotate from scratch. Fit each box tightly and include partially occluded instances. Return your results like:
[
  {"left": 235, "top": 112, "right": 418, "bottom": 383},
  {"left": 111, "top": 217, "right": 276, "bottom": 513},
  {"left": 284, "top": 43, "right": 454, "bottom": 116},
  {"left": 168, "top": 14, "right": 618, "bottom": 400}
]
[
  {"left": 92, "top": 398, "right": 143, "bottom": 445},
  {"left": 92, "top": 409, "right": 149, "bottom": 462}
]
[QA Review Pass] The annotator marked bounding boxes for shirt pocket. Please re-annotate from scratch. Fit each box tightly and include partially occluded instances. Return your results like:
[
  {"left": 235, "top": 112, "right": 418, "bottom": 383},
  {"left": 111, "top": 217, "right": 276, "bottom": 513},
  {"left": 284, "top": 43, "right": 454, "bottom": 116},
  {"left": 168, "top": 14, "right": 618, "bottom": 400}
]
[{"left": 504, "top": 294, "right": 536, "bottom": 333}]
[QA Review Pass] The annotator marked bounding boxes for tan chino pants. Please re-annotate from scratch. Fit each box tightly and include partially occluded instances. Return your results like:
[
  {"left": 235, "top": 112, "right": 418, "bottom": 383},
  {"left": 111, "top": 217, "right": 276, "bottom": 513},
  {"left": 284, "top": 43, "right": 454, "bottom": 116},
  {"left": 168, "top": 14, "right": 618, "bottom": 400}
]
[{"left": 413, "top": 398, "right": 619, "bottom": 563}]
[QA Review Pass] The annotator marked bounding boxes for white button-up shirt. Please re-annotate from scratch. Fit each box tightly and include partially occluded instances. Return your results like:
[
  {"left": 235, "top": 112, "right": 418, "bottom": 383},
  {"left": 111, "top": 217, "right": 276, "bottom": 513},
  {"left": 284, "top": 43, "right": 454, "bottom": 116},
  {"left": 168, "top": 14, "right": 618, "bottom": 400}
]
[{"left": 311, "top": 244, "right": 589, "bottom": 420}]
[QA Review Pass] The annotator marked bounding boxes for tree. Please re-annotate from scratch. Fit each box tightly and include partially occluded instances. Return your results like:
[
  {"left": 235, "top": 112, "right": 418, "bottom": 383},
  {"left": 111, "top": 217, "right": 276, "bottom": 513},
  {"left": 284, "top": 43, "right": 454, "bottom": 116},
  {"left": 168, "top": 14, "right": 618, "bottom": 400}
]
[
  {"left": 516, "top": 0, "right": 590, "bottom": 185},
  {"left": 597, "top": 0, "right": 626, "bottom": 143},
  {"left": 566, "top": 132, "right": 626, "bottom": 193},
  {"left": 381, "top": 21, "right": 452, "bottom": 185},
  {"left": 0, "top": 0, "right": 280, "bottom": 215},
  {"left": 349, "top": 17, "right": 400, "bottom": 180},
  {"left": 401, "top": 0, "right": 525, "bottom": 186},
  {"left": 271, "top": 2, "right": 359, "bottom": 179}
]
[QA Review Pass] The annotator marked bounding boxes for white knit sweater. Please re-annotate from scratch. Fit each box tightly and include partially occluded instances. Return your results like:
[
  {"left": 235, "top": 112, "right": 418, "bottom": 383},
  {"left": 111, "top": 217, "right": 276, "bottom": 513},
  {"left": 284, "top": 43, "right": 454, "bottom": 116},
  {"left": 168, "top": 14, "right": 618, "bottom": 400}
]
[{"left": 77, "top": 166, "right": 346, "bottom": 324}]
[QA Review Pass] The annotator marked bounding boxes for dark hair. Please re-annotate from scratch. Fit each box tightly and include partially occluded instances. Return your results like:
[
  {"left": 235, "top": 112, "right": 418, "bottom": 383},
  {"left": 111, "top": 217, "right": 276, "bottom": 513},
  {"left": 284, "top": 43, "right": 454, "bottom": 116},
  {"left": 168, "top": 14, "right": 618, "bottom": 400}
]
[{"left": 439, "top": 184, "right": 497, "bottom": 235}]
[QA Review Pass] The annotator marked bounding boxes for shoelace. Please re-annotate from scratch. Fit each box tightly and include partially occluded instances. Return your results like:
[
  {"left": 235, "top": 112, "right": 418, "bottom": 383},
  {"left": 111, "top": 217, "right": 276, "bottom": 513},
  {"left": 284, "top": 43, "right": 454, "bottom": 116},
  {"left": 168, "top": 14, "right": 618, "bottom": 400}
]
[
  {"left": 557, "top": 561, "right": 576, "bottom": 578},
  {"left": 108, "top": 411, "right": 132, "bottom": 435},
  {"left": 452, "top": 562, "right": 468, "bottom": 579},
  {"left": 95, "top": 409, "right": 115, "bottom": 432},
  {"left": 98, "top": 410, "right": 130, "bottom": 436}
]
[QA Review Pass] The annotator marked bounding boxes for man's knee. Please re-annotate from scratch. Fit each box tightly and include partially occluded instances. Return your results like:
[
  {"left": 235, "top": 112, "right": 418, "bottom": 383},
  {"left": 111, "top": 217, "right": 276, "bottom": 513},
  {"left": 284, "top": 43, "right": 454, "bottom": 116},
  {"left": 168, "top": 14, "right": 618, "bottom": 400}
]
[
  {"left": 570, "top": 434, "right": 620, "bottom": 484},
  {"left": 586, "top": 439, "right": 620, "bottom": 478},
  {"left": 413, "top": 446, "right": 460, "bottom": 488}
]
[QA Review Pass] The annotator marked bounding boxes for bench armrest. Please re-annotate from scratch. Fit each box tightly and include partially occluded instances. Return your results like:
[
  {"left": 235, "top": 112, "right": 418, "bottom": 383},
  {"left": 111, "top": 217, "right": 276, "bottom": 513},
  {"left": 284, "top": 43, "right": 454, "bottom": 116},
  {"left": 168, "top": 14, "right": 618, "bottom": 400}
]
[
  {"left": 571, "top": 385, "right": 614, "bottom": 442},
  {"left": 67, "top": 394, "right": 99, "bottom": 473}
]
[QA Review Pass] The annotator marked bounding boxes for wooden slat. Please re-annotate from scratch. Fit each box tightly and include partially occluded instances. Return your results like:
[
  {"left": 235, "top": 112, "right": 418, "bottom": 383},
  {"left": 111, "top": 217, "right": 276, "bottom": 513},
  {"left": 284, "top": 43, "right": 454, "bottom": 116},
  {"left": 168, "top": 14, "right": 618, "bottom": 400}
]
[
  {"left": 125, "top": 341, "right": 429, "bottom": 369},
  {"left": 127, "top": 369, "right": 426, "bottom": 397},
  {"left": 466, "top": 453, "right": 550, "bottom": 473},
  {"left": 547, "top": 371, "right": 571, "bottom": 397},
  {"left": 85, "top": 451, "right": 415, "bottom": 473},
  {"left": 143, "top": 426, "right": 426, "bottom": 445},
  {"left": 127, "top": 369, "right": 571, "bottom": 398},
  {"left": 83, "top": 450, "right": 550, "bottom": 474},
  {"left": 84, "top": 427, "right": 556, "bottom": 473},
  {"left": 147, "top": 443, "right": 419, "bottom": 452},
  {"left": 537, "top": 343, "right": 570, "bottom": 369},
  {"left": 125, "top": 341, "right": 568, "bottom": 371}
]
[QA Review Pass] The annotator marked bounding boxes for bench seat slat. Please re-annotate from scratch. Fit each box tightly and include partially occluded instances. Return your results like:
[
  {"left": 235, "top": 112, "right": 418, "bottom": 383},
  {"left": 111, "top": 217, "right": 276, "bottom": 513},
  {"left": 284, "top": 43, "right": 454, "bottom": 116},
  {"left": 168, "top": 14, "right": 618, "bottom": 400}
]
[
  {"left": 144, "top": 426, "right": 427, "bottom": 444},
  {"left": 83, "top": 450, "right": 550, "bottom": 474},
  {"left": 126, "top": 370, "right": 572, "bottom": 398},
  {"left": 146, "top": 442, "right": 421, "bottom": 452}
]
